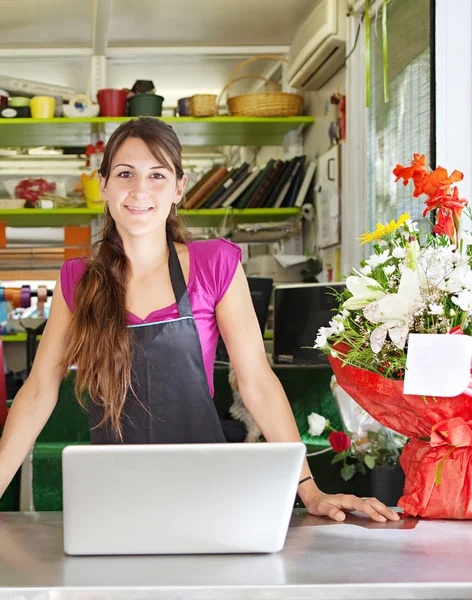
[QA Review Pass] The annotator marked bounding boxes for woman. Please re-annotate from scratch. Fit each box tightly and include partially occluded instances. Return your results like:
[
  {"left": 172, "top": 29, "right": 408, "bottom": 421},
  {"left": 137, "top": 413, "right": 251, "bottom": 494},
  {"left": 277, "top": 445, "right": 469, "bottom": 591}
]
[{"left": 0, "top": 117, "right": 398, "bottom": 523}]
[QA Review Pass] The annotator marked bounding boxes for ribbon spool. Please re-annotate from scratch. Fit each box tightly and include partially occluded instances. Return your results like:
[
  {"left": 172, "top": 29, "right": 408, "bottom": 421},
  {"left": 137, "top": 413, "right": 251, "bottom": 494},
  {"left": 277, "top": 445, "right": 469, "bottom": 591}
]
[
  {"left": 12, "top": 289, "right": 21, "bottom": 309},
  {"left": 20, "top": 285, "right": 31, "bottom": 309},
  {"left": 37, "top": 286, "right": 47, "bottom": 313},
  {"left": 63, "top": 94, "right": 99, "bottom": 118}
]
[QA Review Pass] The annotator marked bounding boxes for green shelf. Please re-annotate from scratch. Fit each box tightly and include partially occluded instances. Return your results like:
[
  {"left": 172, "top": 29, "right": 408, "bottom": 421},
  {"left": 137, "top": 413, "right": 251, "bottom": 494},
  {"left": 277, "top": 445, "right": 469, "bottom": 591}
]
[
  {"left": 0, "top": 208, "right": 103, "bottom": 227},
  {"left": 1, "top": 334, "right": 41, "bottom": 342},
  {"left": 0, "top": 208, "right": 300, "bottom": 228},
  {"left": 0, "top": 116, "right": 315, "bottom": 147},
  {"left": 181, "top": 208, "right": 300, "bottom": 227}
]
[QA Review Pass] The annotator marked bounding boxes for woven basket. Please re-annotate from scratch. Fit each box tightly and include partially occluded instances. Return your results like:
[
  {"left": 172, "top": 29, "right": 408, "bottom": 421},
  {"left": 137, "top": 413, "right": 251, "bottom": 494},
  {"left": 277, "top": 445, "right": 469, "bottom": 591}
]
[
  {"left": 223, "top": 54, "right": 303, "bottom": 117},
  {"left": 189, "top": 94, "right": 217, "bottom": 117}
]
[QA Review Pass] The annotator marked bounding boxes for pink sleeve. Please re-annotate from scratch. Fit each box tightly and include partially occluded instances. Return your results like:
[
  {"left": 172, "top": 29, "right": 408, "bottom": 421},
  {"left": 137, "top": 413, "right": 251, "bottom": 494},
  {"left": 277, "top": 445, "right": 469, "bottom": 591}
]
[
  {"left": 194, "top": 238, "right": 242, "bottom": 306},
  {"left": 214, "top": 238, "right": 242, "bottom": 304},
  {"left": 59, "top": 257, "right": 88, "bottom": 312}
]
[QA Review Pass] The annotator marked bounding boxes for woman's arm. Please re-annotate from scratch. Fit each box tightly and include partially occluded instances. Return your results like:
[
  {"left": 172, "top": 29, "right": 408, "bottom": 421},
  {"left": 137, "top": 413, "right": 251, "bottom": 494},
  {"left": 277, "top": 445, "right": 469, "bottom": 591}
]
[
  {"left": 0, "top": 274, "right": 72, "bottom": 499},
  {"left": 216, "top": 264, "right": 399, "bottom": 522}
]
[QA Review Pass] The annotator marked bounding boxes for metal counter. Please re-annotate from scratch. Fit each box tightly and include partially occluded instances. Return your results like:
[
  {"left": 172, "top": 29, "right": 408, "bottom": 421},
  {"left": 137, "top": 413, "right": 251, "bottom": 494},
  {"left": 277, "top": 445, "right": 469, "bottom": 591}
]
[{"left": 0, "top": 509, "right": 471, "bottom": 599}]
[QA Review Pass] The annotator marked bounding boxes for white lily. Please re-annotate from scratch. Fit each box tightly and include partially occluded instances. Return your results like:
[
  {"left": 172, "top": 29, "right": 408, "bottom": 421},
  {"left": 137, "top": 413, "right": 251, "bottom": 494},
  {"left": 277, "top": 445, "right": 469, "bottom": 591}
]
[
  {"left": 343, "top": 272, "right": 386, "bottom": 310},
  {"left": 363, "top": 268, "right": 422, "bottom": 353}
]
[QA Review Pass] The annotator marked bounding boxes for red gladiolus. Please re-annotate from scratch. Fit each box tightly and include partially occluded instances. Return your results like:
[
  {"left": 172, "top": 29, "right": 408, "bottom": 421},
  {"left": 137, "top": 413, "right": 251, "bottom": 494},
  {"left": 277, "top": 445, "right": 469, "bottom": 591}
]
[
  {"left": 433, "top": 208, "right": 456, "bottom": 240},
  {"left": 328, "top": 431, "right": 351, "bottom": 453},
  {"left": 419, "top": 167, "right": 463, "bottom": 198},
  {"left": 393, "top": 153, "right": 427, "bottom": 188},
  {"left": 423, "top": 186, "right": 468, "bottom": 221},
  {"left": 393, "top": 154, "right": 464, "bottom": 199}
]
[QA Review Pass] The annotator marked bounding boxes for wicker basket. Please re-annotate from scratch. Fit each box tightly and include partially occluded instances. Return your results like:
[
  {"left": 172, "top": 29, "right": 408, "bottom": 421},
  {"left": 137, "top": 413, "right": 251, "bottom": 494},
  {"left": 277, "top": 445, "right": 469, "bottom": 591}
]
[
  {"left": 223, "top": 54, "right": 303, "bottom": 117},
  {"left": 189, "top": 94, "right": 217, "bottom": 117}
]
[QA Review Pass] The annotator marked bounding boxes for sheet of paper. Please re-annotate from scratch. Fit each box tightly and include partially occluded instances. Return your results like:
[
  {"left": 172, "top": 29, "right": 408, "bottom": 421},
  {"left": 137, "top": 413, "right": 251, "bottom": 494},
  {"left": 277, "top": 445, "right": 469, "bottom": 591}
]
[
  {"left": 403, "top": 333, "right": 472, "bottom": 397},
  {"left": 273, "top": 255, "right": 309, "bottom": 268}
]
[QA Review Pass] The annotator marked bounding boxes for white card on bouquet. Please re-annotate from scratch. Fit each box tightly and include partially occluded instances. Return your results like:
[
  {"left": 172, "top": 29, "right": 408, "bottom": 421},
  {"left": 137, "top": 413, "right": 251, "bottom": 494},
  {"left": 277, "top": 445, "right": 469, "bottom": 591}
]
[{"left": 403, "top": 333, "right": 472, "bottom": 397}]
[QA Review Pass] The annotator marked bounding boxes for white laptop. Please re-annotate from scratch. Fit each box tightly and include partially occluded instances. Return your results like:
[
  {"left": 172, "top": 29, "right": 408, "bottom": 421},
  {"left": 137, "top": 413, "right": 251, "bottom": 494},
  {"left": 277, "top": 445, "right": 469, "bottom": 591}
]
[{"left": 62, "top": 442, "right": 306, "bottom": 556}]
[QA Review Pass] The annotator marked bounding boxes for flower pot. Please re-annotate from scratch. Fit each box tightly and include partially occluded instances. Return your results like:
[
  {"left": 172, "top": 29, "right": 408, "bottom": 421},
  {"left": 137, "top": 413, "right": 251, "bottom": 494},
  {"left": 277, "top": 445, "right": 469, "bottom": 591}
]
[
  {"left": 127, "top": 94, "right": 164, "bottom": 117},
  {"left": 368, "top": 466, "right": 405, "bottom": 506},
  {"left": 84, "top": 178, "right": 104, "bottom": 209},
  {"left": 30, "top": 96, "right": 55, "bottom": 119},
  {"left": 97, "top": 89, "right": 128, "bottom": 117}
]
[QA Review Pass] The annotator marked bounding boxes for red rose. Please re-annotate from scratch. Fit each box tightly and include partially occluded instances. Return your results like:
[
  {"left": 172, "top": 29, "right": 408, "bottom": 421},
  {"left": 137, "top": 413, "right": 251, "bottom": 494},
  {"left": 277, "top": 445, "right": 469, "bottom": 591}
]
[{"left": 328, "top": 431, "right": 351, "bottom": 453}]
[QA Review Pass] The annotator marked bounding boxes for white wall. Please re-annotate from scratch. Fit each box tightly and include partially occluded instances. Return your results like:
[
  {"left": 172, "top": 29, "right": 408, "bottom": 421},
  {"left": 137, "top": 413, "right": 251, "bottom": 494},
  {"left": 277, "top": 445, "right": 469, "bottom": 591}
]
[
  {"left": 303, "top": 68, "right": 346, "bottom": 161},
  {"left": 0, "top": 58, "right": 90, "bottom": 92},
  {"left": 0, "top": 56, "right": 263, "bottom": 109},
  {"left": 301, "top": 68, "right": 346, "bottom": 280},
  {"left": 435, "top": 0, "right": 472, "bottom": 232}
]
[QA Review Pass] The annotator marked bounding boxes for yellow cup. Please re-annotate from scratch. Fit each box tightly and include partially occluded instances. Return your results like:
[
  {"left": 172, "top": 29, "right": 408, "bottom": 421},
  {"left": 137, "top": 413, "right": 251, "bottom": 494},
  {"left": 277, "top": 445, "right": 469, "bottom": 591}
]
[
  {"left": 30, "top": 96, "right": 56, "bottom": 119},
  {"left": 84, "top": 178, "right": 105, "bottom": 209}
]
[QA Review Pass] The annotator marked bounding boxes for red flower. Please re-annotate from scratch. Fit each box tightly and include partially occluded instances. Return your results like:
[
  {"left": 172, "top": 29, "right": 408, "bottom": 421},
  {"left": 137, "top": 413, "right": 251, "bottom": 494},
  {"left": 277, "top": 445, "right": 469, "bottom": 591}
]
[
  {"left": 328, "top": 431, "right": 351, "bottom": 453},
  {"left": 393, "top": 154, "right": 464, "bottom": 199},
  {"left": 433, "top": 208, "right": 456, "bottom": 240},
  {"left": 419, "top": 167, "right": 463, "bottom": 198},
  {"left": 393, "top": 153, "right": 427, "bottom": 188},
  {"left": 423, "top": 186, "right": 468, "bottom": 221}
]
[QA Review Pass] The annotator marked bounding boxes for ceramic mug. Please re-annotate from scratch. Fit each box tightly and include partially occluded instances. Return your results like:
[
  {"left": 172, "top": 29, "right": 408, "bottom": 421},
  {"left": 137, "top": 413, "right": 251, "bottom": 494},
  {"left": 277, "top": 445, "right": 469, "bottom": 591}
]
[{"left": 30, "top": 96, "right": 55, "bottom": 119}]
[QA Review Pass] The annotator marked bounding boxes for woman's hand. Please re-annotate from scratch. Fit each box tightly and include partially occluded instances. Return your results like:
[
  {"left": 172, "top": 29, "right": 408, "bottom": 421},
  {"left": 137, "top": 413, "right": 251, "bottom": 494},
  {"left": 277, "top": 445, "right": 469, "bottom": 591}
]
[{"left": 304, "top": 492, "right": 400, "bottom": 523}]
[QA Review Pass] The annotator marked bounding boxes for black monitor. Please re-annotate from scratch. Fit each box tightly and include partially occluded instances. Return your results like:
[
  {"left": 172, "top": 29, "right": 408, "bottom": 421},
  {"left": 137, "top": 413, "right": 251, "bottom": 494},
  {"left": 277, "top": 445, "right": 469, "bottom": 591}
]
[
  {"left": 273, "top": 282, "right": 346, "bottom": 366},
  {"left": 216, "top": 276, "right": 273, "bottom": 362}
]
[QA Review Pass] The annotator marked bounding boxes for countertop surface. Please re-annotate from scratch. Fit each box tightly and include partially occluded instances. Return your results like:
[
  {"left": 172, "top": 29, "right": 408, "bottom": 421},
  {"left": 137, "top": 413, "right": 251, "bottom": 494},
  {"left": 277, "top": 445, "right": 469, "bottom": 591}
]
[{"left": 1, "top": 509, "right": 472, "bottom": 599}]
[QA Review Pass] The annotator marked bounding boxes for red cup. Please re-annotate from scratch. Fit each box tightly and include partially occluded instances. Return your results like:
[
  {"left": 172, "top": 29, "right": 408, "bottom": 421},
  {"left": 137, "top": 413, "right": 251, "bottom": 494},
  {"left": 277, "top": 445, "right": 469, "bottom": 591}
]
[{"left": 97, "top": 89, "right": 128, "bottom": 117}]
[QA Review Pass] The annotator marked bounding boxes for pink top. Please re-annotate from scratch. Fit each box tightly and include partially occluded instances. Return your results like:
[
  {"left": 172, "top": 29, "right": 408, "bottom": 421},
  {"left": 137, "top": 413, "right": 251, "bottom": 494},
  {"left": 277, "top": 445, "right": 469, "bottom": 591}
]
[{"left": 60, "top": 238, "right": 242, "bottom": 397}]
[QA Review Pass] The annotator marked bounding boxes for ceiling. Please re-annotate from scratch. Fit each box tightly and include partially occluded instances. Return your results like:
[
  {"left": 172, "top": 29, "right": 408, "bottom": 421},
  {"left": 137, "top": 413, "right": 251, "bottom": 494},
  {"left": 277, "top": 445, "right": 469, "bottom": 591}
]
[
  {"left": 0, "top": 0, "right": 316, "bottom": 48},
  {"left": 0, "top": 0, "right": 318, "bottom": 105}
]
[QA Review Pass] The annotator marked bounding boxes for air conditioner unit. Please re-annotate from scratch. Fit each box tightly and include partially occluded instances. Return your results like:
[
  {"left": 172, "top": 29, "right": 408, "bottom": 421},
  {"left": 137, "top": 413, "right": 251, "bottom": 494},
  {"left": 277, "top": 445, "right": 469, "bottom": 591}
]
[{"left": 288, "top": 0, "right": 348, "bottom": 91}]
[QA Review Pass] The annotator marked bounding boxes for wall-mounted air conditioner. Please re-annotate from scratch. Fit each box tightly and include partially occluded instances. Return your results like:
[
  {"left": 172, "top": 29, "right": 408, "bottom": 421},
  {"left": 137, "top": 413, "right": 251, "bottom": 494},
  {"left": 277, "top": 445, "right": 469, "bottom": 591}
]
[{"left": 288, "top": 0, "right": 348, "bottom": 91}]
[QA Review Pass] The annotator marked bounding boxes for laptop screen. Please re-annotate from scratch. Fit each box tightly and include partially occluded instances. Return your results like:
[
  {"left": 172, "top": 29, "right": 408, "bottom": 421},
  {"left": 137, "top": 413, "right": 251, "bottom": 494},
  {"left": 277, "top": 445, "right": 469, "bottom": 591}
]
[{"left": 273, "top": 282, "right": 345, "bottom": 365}]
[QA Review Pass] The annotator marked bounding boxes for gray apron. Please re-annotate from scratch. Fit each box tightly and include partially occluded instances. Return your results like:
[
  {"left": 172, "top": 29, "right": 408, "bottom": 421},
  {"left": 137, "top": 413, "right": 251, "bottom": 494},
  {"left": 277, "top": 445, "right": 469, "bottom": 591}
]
[{"left": 89, "top": 234, "right": 227, "bottom": 444}]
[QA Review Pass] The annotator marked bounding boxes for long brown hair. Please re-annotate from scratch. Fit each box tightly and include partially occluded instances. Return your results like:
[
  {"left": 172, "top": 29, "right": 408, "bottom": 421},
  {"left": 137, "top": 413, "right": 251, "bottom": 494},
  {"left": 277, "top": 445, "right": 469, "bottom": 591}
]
[{"left": 61, "top": 117, "right": 191, "bottom": 440}]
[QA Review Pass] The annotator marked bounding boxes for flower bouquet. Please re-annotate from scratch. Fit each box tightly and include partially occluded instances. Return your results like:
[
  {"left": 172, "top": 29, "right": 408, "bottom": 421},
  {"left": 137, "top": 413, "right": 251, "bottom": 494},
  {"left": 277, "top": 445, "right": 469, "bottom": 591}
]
[{"left": 315, "top": 154, "right": 472, "bottom": 518}]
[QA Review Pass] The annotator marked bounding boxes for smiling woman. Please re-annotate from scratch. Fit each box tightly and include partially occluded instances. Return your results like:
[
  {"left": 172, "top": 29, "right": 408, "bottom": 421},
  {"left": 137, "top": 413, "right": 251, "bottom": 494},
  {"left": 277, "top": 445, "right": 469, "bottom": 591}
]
[{"left": 62, "top": 118, "right": 192, "bottom": 440}]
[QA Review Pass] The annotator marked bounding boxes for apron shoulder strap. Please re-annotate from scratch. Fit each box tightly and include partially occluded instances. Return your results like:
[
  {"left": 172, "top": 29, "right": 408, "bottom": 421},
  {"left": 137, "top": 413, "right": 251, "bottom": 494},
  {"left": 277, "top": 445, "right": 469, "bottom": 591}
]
[{"left": 167, "top": 233, "right": 193, "bottom": 318}]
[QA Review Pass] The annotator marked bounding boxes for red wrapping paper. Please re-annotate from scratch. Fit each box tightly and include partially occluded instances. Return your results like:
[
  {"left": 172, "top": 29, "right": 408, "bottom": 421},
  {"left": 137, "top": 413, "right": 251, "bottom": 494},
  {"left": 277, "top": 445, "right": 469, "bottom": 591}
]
[{"left": 329, "top": 355, "right": 472, "bottom": 518}]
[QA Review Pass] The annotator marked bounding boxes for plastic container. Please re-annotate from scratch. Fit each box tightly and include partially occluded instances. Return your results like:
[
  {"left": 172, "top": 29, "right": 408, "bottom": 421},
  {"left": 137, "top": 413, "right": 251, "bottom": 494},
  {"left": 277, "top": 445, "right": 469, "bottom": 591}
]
[
  {"left": 9, "top": 97, "right": 30, "bottom": 107},
  {"left": 127, "top": 94, "right": 164, "bottom": 117},
  {"left": 0, "top": 106, "right": 30, "bottom": 118},
  {"left": 30, "top": 96, "right": 55, "bottom": 118},
  {"left": 97, "top": 89, "right": 128, "bottom": 117},
  {"left": 177, "top": 97, "right": 190, "bottom": 116},
  {"left": 84, "top": 178, "right": 105, "bottom": 209}
]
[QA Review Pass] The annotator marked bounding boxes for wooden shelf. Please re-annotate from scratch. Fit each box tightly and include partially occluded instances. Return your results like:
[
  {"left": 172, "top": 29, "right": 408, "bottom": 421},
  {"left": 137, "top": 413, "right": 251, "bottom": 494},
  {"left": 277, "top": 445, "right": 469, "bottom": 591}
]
[
  {"left": 0, "top": 208, "right": 300, "bottom": 228},
  {"left": 0, "top": 116, "right": 315, "bottom": 147}
]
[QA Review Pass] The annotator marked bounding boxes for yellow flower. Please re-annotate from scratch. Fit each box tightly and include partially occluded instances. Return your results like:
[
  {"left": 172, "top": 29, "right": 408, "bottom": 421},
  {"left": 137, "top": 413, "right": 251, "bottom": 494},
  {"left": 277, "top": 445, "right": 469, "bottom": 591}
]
[{"left": 358, "top": 213, "right": 411, "bottom": 246}]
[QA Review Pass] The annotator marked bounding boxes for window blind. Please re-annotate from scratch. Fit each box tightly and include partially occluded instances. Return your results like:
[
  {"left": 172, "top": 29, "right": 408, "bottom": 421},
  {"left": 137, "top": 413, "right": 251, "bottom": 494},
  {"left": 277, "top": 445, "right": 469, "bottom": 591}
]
[{"left": 367, "top": 0, "right": 432, "bottom": 229}]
